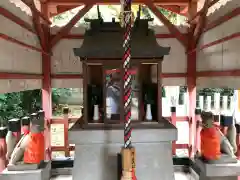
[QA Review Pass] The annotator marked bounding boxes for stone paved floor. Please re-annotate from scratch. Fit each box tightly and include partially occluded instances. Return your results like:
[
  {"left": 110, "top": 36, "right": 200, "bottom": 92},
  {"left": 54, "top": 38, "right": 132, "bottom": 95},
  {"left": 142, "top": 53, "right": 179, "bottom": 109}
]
[{"left": 51, "top": 172, "right": 193, "bottom": 180}]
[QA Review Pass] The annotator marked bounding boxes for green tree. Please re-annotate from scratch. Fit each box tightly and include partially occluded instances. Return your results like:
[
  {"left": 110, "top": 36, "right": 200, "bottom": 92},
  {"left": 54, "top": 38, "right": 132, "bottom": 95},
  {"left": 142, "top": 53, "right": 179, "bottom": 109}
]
[{"left": 0, "top": 88, "right": 73, "bottom": 123}]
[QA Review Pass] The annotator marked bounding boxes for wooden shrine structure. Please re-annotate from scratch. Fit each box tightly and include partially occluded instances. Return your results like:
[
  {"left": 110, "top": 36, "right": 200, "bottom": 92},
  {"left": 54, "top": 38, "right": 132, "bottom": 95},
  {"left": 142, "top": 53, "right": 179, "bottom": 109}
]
[{"left": 0, "top": 0, "right": 239, "bottom": 179}]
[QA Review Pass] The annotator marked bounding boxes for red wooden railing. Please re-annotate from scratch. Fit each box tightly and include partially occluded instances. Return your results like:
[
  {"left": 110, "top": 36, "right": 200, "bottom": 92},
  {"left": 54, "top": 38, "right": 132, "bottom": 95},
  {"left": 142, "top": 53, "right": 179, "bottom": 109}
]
[
  {"left": 49, "top": 108, "right": 240, "bottom": 160},
  {"left": 50, "top": 118, "right": 77, "bottom": 157}
]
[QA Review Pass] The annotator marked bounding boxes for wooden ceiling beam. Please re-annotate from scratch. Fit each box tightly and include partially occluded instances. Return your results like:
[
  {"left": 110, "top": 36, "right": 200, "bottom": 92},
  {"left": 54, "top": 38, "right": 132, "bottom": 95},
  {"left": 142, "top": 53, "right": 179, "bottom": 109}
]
[
  {"left": 47, "top": 0, "right": 189, "bottom": 6},
  {"left": 50, "top": 5, "right": 78, "bottom": 17},
  {"left": 50, "top": 4, "right": 186, "bottom": 17},
  {"left": 187, "top": 1, "right": 197, "bottom": 38},
  {"left": 0, "top": 7, "right": 36, "bottom": 34},
  {"left": 147, "top": 1, "right": 187, "bottom": 48},
  {"left": 21, "top": 0, "right": 52, "bottom": 25},
  {"left": 50, "top": 4, "right": 93, "bottom": 48},
  {"left": 180, "top": 6, "right": 188, "bottom": 15},
  {"left": 193, "top": 0, "right": 210, "bottom": 44},
  {"left": 157, "top": 5, "right": 188, "bottom": 17},
  {"left": 204, "top": 7, "right": 240, "bottom": 33},
  {"left": 188, "top": 0, "right": 220, "bottom": 23},
  {"left": 26, "top": 0, "right": 46, "bottom": 48}
]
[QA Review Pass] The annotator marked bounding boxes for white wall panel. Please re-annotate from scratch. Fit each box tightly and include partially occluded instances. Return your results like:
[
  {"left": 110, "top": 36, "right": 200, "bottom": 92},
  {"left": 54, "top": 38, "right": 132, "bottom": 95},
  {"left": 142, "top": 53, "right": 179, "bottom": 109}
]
[
  {"left": 51, "top": 39, "right": 83, "bottom": 74},
  {"left": 162, "top": 78, "right": 186, "bottom": 86},
  {"left": 0, "top": 0, "right": 33, "bottom": 25},
  {"left": 51, "top": 26, "right": 188, "bottom": 77},
  {"left": 197, "top": 0, "right": 240, "bottom": 88},
  {"left": 0, "top": 0, "right": 42, "bottom": 93},
  {"left": 0, "top": 40, "right": 42, "bottom": 74},
  {"left": 0, "top": 79, "right": 42, "bottom": 94},
  {"left": 157, "top": 39, "right": 186, "bottom": 73},
  {"left": 197, "top": 77, "right": 240, "bottom": 89},
  {"left": 52, "top": 79, "right": 83, "bottom": 88}
]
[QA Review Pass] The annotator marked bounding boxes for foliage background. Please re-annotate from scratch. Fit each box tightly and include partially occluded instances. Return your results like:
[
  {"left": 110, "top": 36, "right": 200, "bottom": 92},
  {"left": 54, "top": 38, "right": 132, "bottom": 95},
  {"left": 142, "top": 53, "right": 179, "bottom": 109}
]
[{"left": 0, "top": 88, "right": 72, "bottom": 125}]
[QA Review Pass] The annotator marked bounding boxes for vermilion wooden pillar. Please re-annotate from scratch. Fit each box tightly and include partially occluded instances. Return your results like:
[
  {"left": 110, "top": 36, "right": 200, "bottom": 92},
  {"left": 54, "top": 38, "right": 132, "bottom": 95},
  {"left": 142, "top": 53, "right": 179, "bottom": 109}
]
[
  {"left": 41, "top": 3, "right": 52, "bottom": 160},
  {"left": 187, "top": 1, "right": 197, "bottom": 158},
  {"left": 195, "top": 108, "right": 202, "bottom": 153},
  {"left": 187, "top": 49, "right": 197, "bottom": 158},
  {"left": 171, "top": 107, "right": 177, "bottom": 155},
  {"left": 0, "top": 127, "right": 7, "bottom": 172},
  {"left": 63, "top": 107, "right": 70, "bottom": 157}
]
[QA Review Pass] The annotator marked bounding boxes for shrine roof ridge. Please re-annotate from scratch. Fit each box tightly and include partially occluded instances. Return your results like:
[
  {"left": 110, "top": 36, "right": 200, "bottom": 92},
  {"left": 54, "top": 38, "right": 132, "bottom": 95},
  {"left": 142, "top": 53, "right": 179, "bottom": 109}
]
[{"left": 73, "top": 19, "right": 170, "bottom": 60}]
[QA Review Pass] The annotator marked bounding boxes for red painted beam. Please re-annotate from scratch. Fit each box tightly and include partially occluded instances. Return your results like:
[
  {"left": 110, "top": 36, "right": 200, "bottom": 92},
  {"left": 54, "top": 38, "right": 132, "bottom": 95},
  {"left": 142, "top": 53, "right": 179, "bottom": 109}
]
[
  {"left": 4, "top": 70, "right": 240, "bottom": 80},
  {"left": 197, "top": 70, "right": 240, "bottom": 77},
  {"left": 48, "top": 0, "right": 189, "bottom": 5},
  {"left": 188, "top": 0, "right": 220, "bottom": 23},
  {"left": 51, "top": 74, "right": 83, "bottom": 79},
  {"left": 29, "top": 0, "right": 47, "bottom": 49},
  {"left": 147, "top": 2, "right": 188, "bottom": 48},
  {"left": 155, "top": 33, "right": 180, "bottom": 38},
  {"left": 188, "top": 32, "right": 240, "bottom": 54},
  {"left": 51, "top": 5, "right": 78, "bottom": 17},
  {"left": 161, "top": 73, "right": 187, "bottom": 78},
  {"left": 61, "top": 33, "right": 181, "bottom": 39},
  {"left": 52, "top": 5, "right": 185, "bottom": 17},
  {"left": 175, "top": 144, "right": 189, "bottom": 149},
  {"left": 21, "top": 0, "right": 52, "bottom": 25},
  {"left": 41, "top": 4, "right": 52, "bottom": 160},
  {"left": 187, "top": 0, "right": 197, "bottom": 158},
  {"left": 0, "top": 73, "right": 43, "bottom": 79},
  {"left": 204, "top": 7, "right": 240, "bottom": 33},
  {"left": 0, "top": 7, "right": 36, "bottom": 34},
  {"left": 180, "top": 6, "right": 188, "bottom": 15},
  {"left": 193, "top": 0, "right": 210, "bottom": 44},
  {"left": 0, "top": 33, "right": 50, "bottom": 56},
  {"left": 51, "top": 72, "right": 187, "bottom": 78},
  {"left": 50, "top": 4, "right": 93, "bottom": 48},
  {"left": 157, "top": 5, "right": 186, "bottom": 16}
]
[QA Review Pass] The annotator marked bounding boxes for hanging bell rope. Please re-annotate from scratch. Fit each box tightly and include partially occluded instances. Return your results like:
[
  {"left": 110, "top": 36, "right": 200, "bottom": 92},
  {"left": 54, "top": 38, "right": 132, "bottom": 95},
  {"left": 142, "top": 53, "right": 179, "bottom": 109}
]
[
  {"left": 120, "top": 0, "right": 137, "bottom": 180},
  {"left": 121, "top": 0, "right": 133, "bottom": 150}
]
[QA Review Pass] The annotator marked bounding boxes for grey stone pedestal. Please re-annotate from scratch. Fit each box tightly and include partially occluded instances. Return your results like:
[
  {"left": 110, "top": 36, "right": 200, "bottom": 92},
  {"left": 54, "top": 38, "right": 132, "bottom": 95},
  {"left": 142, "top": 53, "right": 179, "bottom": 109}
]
[
  {"left": 69, "top": 120, "right": 177, "bottom": 180},
  {"left": 0, "top": 161, "right": 51, "bottom": 180},
  {"left": 195, "top": 158, "right": 240, "bottom": 180}
]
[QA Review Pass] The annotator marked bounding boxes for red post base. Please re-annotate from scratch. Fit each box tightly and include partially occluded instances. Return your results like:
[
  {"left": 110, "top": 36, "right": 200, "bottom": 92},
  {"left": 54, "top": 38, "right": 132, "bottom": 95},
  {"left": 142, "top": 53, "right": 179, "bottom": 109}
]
[
  {"left": 170, "top": 107, "right": 177, "bottom": 155},
  {"left": 0, "top": 138, "right": 7, "bottom": 172},
  {"left": 132, "top": 169, "right": 137, "bottom": 180}
]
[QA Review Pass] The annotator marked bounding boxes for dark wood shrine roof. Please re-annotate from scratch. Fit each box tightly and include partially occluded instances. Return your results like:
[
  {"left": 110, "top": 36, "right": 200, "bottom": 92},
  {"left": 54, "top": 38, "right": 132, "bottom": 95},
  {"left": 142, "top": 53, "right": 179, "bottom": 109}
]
[{"left": 73, "top": 19, "right": 170, "bottom": 60}]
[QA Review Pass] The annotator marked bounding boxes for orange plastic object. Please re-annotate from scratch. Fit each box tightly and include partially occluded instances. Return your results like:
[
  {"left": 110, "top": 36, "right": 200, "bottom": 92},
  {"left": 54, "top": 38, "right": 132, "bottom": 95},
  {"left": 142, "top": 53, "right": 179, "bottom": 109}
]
[
  {"left": 201, "top": 127, "right": 221, "bottom": 160},
  {"left": 24, "top": 133, "right": 44, "bottom": 164}
]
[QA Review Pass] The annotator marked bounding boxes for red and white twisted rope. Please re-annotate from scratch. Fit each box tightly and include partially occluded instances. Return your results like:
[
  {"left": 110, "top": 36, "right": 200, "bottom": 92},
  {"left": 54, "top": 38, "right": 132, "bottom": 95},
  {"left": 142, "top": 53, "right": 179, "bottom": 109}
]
[{"left": 122, "top": 0, "right": 132, "bottom": 149}]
